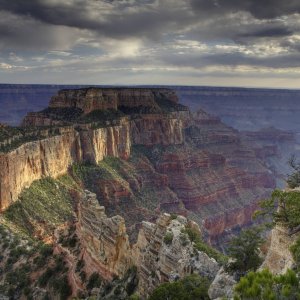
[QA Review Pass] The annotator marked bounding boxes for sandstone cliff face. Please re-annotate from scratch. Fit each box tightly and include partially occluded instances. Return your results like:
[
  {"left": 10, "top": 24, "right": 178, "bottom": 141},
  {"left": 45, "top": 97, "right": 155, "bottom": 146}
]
[
  {"left": 0, "top": 130, "right": 80, "bottom": 210},
  {"left": 0, "top": 120, "right": 132, "bottom": 210},
  {"left": 77, "top": 190, "right": 132, "bottom": 279},
  {"left": 131, "top": 115, "right": 184, "bottom": 146},
  {"left": 1, "top": 88, "right": 187, "bottom": 210},
  {"left": 80, "top": 118, "right": 131, "bottom": 163}
]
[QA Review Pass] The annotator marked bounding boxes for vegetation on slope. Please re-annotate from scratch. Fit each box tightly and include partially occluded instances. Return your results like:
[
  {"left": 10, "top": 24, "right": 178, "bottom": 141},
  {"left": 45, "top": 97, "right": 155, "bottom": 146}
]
[
  {"left": 0, "top": 125, "right": 62, "bottom": 153},
  {"left": 0, "top": 223, "right": 71, "bottom": 300},
  {"left": 182, "top": 225, "right": 228, "bottom": 265},
  {"left": 234, "top": 269, "right": 300, "bottom": 299},
  {"left": 154, "top": 94, "right": 189, "bottom": 113},
  {"left": 226, "top": 228, "right": 264, "bottom": 276},
  {"left": 41, "top": 107, "right": 84, "bottom": 122},
  {"left": 149, "top": 274, "right": 210, "bottom": 300},
  {"left": 72, "top": 158, "right": 132, "bottom": 192},
  {"left": 4, "top": 176, "right": 76, "bottom": 236}
]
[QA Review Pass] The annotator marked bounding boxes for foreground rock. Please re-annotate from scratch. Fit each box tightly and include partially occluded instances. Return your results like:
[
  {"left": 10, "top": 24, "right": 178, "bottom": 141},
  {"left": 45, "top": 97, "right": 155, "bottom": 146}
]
[
  {"left": 261, "top": 225, "right": 299, "bottom": 274},
  {"left": 208, "top": 267, "right": 236, "bottom": 300},
  {"left": 135, "top": 213, "right": 220, "bottom": 298},
  {"left": 76, "top": 190, "right": 222, "bottom": 298}
]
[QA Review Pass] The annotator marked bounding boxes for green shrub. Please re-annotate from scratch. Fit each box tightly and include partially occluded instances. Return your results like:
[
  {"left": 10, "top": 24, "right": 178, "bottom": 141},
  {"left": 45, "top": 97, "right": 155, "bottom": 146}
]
[
  {"left": 184, "top": 227, "right": 199, "bottom": 243},
  {"left": 128, "top": 293, "right": 140, "bottom": 300},
  {"left": 80, "top": 270, "right": 87, "bottom": 282},
  {"left": 87, "top": 272, "right": 102, "bottom": 290},
  {"left": 290, "top": 237, "right": 300, "bottom": 271},
  {"left": 235, "top": 269, "right": 300, "bottom": 299},
  {"left": 76, "top": 259, "right": 85, "bottom": 273},
  {"left": 164, "top": 232, "right": 174, "bottom": 245},
  {"left": 149, "top": 274, "right": 210, "bottom": 300},
  {"left": 39, "top": 244, "right": 53, "bottom": 257},
  {"left": 255, "top": 189, "right": 300, "bottom": 230},
  {"left": 226, "top": 228, "right": 263, "bottom": 276},
  {"left": 38, "top": 268, "right": 54, "bottom": 287},
  {"left": 59, "top": 276, "right": 72, "bottom": 300}
]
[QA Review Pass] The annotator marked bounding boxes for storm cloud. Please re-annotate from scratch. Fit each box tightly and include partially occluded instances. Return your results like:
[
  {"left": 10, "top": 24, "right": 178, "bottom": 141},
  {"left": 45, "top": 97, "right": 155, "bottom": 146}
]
[{"left": 0, "top": 0, "right": 299, "bottom": 87}]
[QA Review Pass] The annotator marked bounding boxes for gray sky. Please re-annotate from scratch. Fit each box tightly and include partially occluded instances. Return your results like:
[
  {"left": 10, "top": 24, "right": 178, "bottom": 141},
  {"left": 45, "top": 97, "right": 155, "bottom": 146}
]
[{"left": 0, "top": 0, "right": 300, "bottom": 88}]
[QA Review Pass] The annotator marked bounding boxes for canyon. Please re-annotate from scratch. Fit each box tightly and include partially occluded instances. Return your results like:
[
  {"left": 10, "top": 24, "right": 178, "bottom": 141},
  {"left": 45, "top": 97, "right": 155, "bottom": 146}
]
[
  {"left": 1, "top": 84, "right": 298, "bottom": 189},
  {"left": 0, "top": 86, "right": 298, "bottom": 299},
  {"left": 0, "top": 87, "right": 276, "bottom": 242}
]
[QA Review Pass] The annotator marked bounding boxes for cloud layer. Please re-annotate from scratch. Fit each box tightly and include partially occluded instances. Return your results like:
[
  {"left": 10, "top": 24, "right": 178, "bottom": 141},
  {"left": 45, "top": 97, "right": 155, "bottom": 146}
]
[{"left": 0, "top": 0, "right": 299, "bottom": 87}]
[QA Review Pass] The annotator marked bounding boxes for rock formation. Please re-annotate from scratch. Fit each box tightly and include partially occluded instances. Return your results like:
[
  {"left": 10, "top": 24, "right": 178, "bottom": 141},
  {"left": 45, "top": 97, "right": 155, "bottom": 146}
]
[
  {"left": 208, "top": 267, "right": 236, "bottom": 300},
  {"left": 134, "top": 213, "right": 220, "bottom": 298},
  {"left": 49, "top": 88, "right": 178, "bottom": 114},
  {"left": 76, "top": 190, "right": 221, "bottom": 299},
  {"left": 261, "top": 225, "right": 299, "bottom": 274}
]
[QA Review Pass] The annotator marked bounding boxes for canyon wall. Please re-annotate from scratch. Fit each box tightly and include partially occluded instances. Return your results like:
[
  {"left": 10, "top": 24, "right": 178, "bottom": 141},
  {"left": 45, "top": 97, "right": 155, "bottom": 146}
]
[
  {"left": 0, "top": 120, "right": 132, "bottom": 210},
  {"left": 261, "top": 225, "right": 298, "bottom": 274}
]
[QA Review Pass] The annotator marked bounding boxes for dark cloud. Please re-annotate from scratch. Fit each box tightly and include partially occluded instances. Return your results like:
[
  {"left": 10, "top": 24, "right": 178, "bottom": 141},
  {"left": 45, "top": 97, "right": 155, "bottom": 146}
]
[
  {"left": 238, "top": 27, "right": 293, "bottom": 38},
  {"left": 0, "top": 0, "right": 298, "bottom": 44},
  {"left": 190, "top": 0, "right": 300, "bottom": 19},
  {"left": 0, "top": 0, "right": 191, "bottom": 40},
  {"left": 159, "top": 49, "right": 300, "bottom": 69},
  {"left": 0, "top": 11, "right": 81, "bottom": 50}
]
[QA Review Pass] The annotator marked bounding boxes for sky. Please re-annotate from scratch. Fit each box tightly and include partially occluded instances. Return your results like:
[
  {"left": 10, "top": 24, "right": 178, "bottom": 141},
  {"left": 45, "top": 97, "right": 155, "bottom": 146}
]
[{"left": 0, "top": 0, "right": 300, "bottom": 88}]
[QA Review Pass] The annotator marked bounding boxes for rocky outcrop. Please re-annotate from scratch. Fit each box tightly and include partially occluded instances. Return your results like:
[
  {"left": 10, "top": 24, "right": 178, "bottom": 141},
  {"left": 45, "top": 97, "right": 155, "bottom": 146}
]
[
  {"left": 76, "top": 192, "right": 221, "bottom": 298},
  {"left": 261, "top": 225, "right": 299, "bottom": 274},
  {"left": 134, "top": 213, "right": 220, "bottom": 298},
  {"left": 208, "top": 267, "right": 236, "bottom": 300},
  {"left": 77, "top": 190, "right": 132, "bottom": 279}
]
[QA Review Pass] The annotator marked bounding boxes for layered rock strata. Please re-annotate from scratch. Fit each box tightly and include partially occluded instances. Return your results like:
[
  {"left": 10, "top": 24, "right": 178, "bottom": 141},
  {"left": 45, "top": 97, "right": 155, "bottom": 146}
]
[
  {"left": 49, "top": 88, "right": 179, "bottom": 114},
  {"left": 77, "top": 190, "right": 132, "bottom": 279}
]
